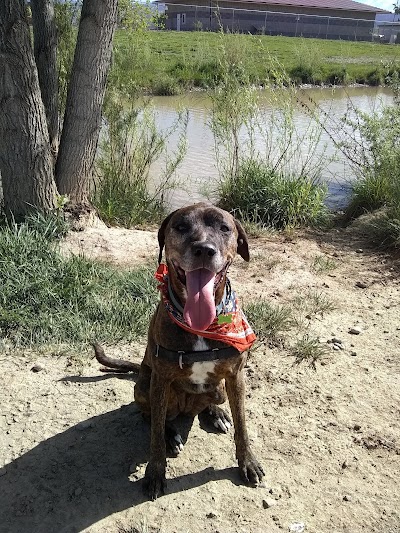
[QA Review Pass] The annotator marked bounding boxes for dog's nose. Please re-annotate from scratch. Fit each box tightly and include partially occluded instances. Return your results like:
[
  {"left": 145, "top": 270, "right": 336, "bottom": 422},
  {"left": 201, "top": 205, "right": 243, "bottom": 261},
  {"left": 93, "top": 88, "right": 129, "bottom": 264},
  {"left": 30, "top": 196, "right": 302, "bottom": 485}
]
[{"left": 192, "top": 242, "right": 217, "bottom": 258}]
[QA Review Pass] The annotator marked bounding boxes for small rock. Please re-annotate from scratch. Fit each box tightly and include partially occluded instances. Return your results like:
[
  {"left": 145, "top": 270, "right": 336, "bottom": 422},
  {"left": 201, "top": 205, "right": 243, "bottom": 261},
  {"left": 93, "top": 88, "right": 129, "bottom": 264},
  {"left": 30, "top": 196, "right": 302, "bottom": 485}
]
[
  {"left": 355, "top": 248, "right": 363, "bottom": 253},
  {"left": 331, "top": 337, "right": 343, "bottom": 345},
  {"left": 289, "top": 523, "right": 305, "bottom": 533},
  {"left": 341, "top": 461, "right": 348, "bottom": 469},
  {"left": 206, "top": 512, "right": 218, "bottom": 519},
  {"left": 350, "top": 351, "right": 357, "bottom": 357},
  {"left": 343, "top": 495, "right": 352, "bottom": 502},
  {"left": 349, "top": 327, "right": 362, "bottom": 335},
  {"left": 263, "top": 497, "right": 277, "bottom": 509},
  {"left": 353, "top": 424, "right": 362, "bottom": 431},
  {"left": 355, "top": 281, "right": 368, "bottom": 289},
  {"left": 332, "top": 344, "right": 341, "bottom": 351},
  {"left": 31, "top": 364, "right": 44, "bottom": 373},
  {"left": 74, "top": 487, "right": 83, "bottom": 497}
]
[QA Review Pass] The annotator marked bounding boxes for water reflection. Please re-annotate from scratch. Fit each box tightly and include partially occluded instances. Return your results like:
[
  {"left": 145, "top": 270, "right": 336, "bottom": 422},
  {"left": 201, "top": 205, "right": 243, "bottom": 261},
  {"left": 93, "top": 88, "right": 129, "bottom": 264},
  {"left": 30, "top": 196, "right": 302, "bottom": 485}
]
[{"left": 149, "top": 87, "right": 393, "bottom": 210}]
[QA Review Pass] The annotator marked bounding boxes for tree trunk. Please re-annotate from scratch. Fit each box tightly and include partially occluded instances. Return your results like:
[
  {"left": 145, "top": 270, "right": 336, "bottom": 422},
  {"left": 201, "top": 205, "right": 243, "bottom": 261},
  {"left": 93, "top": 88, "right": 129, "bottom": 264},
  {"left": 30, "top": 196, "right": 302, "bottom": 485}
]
[
  {"left": 55, "top": 0, "right": 118, "bottom": 206},
  {"left": 0, "top": 0, "right": 57, "bottom": 219},
  {"left": 31, "top": 0, "right": 59, "bottom": 154}
]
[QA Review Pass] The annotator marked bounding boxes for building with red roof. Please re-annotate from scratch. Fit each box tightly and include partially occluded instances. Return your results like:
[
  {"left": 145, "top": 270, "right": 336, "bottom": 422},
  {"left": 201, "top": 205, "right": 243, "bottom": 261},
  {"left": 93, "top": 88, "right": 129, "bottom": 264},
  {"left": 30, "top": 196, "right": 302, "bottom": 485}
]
[{"left": 160, "top": 0, "right": 390, "bottom": 40}]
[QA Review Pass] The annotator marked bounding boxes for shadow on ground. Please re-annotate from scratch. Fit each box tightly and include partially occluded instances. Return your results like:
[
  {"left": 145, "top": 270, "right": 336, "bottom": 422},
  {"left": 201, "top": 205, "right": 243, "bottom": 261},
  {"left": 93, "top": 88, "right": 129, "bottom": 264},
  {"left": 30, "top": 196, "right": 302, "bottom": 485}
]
[{"left": 0, "top": 393, "right": 240, "bottom": 533}]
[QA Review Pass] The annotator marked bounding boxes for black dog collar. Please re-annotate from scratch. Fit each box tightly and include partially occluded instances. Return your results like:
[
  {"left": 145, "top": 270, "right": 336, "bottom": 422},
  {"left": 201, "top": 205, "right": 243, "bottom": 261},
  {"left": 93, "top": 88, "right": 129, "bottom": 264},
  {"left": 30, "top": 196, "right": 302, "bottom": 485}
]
[{"left": 155, "top": 344, "right": 239, "bottom": 369}]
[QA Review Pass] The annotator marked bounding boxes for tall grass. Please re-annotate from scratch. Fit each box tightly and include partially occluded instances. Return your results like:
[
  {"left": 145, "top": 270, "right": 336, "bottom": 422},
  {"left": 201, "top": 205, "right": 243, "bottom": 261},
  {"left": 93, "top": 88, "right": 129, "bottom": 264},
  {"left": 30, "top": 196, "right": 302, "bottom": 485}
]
[
  {"left": 218, "top": 159, "right": 328, "bottom": 229},
  {"left": 300, "top": 74, "right": 400, "bottom": 247},
  {"left": 344, "top": 102, "right": 400, "bottom": 221},
  {"left": 93, "top": 98, "right": 187, "bottom": 227},
  {"left": 209, "top": 40, "right": 329, "bottom": 229},
  {"left": 0, "top": 221, "right": 158, "bottom": 346}
]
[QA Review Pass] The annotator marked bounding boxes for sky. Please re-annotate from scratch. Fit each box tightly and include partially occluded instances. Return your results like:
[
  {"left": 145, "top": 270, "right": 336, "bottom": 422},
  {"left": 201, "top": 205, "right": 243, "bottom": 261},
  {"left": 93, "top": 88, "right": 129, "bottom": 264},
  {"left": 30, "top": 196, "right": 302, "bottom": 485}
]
[{"left": 357, "top": 0, "right": 396, "bottom": 12}]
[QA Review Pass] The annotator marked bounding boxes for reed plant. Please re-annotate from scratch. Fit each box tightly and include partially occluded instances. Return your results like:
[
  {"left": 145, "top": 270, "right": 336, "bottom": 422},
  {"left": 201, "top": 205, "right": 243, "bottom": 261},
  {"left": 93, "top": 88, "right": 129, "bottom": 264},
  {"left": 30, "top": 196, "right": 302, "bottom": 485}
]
[
  {"left": 209, "top": 43, "right": 329, "bottom": 229},
  {"left": 93, "top": 97, "right": 187, "bottom": 227}
]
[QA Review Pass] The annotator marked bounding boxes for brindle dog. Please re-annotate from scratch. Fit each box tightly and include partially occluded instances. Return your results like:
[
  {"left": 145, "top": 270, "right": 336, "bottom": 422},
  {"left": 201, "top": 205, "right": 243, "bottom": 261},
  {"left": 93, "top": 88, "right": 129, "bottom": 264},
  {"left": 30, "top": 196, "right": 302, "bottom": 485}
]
[{"left": 94, "top": 203, "right": 264, "bottom": 500}]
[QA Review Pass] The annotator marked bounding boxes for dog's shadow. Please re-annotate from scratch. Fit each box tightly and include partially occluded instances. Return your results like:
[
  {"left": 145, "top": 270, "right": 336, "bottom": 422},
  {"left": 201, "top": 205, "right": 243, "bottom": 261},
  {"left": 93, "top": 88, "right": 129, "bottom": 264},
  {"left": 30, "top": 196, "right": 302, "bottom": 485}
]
[{"left": 1, "top": 373, "right": 241, "bottom": 533}]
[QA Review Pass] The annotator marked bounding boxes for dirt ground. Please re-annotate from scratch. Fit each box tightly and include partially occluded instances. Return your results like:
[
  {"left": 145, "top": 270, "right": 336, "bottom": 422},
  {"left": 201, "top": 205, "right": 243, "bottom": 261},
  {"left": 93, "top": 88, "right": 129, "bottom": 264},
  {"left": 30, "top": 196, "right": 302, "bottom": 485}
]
[{"left": 1, "top": 220, "right": 399, "bottom": 533}]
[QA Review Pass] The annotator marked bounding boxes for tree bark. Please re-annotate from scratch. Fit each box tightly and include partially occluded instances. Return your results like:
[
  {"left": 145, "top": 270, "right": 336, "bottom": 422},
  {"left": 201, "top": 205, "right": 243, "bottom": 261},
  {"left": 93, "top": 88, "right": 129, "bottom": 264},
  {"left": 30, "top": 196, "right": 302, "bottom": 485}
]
[
  {"left": 0, "top": 0, "right": 57, "bottom": 219},
  {"left": 31, "top": 0, "right": 59, "bottom": 154},
  {"left": 55, "top": 0, "right": 118, "bottom": 206}
]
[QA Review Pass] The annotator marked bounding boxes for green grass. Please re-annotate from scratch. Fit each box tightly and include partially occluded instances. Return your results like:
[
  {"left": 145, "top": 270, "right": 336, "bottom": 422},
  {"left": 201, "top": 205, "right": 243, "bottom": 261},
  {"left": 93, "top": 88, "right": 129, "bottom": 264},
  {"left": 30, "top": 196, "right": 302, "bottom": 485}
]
[
  {"left": 112, "top": 30, "right": 400, "bottom": 93},
  {"left": 218, "top": 159, "right": 329, "bottom": 229},
  {"left": 0, "top": 222, "right": 158, "bottom": 346},
  {"left": 312, "top": 255, "right": 337, "bottom": 273},
  {"left": 244, "top": 299, "right": 293, "bottom": 344},
  {"left": 292, "top": 290, "right": 335, "bottom": 317},
  {"left": 289, "top": 335, "right": 331, "bottom": 368}
]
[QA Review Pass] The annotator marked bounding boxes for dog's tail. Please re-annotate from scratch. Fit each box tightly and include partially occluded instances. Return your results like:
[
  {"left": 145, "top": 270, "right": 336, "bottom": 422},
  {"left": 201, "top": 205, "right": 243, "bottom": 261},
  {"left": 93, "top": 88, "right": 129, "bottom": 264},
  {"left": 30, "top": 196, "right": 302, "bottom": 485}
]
[{"left": 92, "top": 342, "right": 141, "bottom": 373}]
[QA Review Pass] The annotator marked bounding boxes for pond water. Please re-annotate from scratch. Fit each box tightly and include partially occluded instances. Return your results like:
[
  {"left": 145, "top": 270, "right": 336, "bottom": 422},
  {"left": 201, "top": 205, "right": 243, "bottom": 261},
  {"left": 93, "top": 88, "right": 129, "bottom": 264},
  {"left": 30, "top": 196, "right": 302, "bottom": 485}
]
[{"left": 149, "top": 87, "right": 394, "bottom": 210}]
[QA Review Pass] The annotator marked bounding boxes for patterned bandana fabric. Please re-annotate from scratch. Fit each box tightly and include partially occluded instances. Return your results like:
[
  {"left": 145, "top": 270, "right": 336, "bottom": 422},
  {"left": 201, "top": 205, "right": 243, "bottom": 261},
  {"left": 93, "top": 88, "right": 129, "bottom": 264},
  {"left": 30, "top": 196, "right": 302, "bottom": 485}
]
[{"left": 155, "top": 264, "right": 256, "bottom": 353}]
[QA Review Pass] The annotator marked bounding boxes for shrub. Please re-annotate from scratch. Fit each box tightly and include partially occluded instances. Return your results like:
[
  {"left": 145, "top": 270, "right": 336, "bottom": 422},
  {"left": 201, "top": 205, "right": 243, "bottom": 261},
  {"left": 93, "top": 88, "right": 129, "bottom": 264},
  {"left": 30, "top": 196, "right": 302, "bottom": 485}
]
[
  {"left": 343, "top": 104, "right": 400, "bottom": 220},
  {"left": 218, "top": 159, "right": 328, "bottom": 229},
  {"left": 289, "top": 65, "right": 315, "bottom": 85},
  {"left": 93, "top": 100, "right": 187, "bottom": 227}
]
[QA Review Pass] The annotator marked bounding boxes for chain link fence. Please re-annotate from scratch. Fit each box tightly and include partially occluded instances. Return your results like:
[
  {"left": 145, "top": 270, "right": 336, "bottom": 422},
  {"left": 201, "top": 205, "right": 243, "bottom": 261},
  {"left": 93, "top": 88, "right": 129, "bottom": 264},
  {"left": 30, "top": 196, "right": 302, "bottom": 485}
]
[{"left": 162, "top": 2, "right": 377, "bottom": 41}]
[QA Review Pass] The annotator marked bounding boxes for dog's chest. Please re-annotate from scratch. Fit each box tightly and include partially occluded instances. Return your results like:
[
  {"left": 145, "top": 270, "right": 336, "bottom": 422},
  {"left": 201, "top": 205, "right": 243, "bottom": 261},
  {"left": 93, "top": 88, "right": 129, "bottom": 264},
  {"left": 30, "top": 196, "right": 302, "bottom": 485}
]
[{"left": 189, "top": 337, "right": 216, "bottom": 385}]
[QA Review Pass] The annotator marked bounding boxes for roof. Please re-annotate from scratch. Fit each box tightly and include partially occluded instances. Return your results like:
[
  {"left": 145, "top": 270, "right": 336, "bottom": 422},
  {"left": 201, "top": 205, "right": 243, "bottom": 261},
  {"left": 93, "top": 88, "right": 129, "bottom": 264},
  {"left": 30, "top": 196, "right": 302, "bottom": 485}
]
[
  {"left": 163, "top": 0, "right": 390, "bottom": 13},
  {"left": 227, "top": 0, "right": 389, "bottom": 12}
]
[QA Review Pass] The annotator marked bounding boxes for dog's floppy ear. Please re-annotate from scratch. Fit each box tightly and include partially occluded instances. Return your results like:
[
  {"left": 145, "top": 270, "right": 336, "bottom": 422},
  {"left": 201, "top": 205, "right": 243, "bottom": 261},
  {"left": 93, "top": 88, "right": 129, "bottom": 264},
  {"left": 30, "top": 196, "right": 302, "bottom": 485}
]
[
  {"left": 235, "top": 219, "right": 250, "bottom": 262},
  {"left": 157, "top": 209, "right": 178, "bottom": 263}
]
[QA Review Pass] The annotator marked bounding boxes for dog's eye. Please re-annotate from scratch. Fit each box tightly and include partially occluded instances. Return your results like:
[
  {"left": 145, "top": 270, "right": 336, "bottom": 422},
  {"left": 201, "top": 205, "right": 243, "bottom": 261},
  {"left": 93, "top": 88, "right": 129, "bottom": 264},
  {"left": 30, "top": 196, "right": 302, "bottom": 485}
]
[
  {"left": 220, "top": 224, "right": 231, "bottom": 233},
  {"left": 175, "top": 224, "right": 189, "bottom": 233}
]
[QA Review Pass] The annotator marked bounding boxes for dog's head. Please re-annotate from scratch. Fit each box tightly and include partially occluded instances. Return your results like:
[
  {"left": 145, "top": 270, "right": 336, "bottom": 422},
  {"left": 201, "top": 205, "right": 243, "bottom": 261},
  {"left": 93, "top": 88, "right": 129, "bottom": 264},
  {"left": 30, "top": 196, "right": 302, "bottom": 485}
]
[{"left": 158, "top": 203, "right": 249, "bottom": 331}]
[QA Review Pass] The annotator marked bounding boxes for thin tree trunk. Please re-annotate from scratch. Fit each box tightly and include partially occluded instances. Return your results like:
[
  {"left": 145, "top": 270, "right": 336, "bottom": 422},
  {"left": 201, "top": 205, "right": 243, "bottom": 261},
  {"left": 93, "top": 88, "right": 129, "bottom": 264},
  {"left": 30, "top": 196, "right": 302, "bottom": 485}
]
[
  {"left": 0, "top": 0, "right": 57, "bottom": 219},
  {"left": 55, "top": 0, "right": 117, "bottom": 207},
  {"left": 31, "top": 0, "right": 59, "bottom": 154}
]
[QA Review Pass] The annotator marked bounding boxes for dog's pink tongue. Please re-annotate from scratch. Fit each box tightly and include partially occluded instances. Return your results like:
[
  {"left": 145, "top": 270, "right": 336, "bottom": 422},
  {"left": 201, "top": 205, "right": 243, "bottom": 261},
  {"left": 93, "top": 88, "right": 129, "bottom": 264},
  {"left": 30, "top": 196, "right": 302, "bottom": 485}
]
[{"left": 184, "top": 268, "right": 216, "bottom": 331}]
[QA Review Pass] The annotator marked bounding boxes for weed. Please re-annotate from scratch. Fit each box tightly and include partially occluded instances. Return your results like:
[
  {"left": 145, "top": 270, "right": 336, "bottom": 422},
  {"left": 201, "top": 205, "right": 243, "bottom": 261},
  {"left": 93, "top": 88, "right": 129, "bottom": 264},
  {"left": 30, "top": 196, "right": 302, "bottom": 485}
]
[
  {"left": 24, "top": 210, "right": 70, "bottom": 241},
  {"left": 292, "top": 290, "right": 335, "bottom": 317},
  {"left": 289, "top": 335, "right": 330, "bottom": 368},
  {"left": 0, "top": 222, "right": 158, "bottom": 346},
  {"left": 244, "top": 299, "right": 293, "bottom": 345},
  {"left": 218, "top": 159, "right": 328, "bottom": 229},
  {"left": 312, "top": 255, "right": 337, "bottom": 273},
  {"left": 93, "top": 100, "right": 187, "bottom": 227}
]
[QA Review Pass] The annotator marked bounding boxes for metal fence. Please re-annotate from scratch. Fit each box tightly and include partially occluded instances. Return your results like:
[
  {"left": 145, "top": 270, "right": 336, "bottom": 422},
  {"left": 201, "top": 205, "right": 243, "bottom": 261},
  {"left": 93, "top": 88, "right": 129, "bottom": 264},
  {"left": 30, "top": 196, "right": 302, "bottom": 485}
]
[{"left": 162, "top": 3, "right": 377, "bottom": 41}]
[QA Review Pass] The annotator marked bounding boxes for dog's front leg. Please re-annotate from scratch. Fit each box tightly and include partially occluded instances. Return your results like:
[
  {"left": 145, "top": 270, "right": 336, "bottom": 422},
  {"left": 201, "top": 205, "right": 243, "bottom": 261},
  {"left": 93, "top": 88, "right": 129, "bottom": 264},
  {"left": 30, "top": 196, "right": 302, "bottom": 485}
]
[
  {"left": 226, "top": 368, "right": 265, "bottom": 485},
  {"left": 143, "top": 370, "right": 170, "bottom": 500}
]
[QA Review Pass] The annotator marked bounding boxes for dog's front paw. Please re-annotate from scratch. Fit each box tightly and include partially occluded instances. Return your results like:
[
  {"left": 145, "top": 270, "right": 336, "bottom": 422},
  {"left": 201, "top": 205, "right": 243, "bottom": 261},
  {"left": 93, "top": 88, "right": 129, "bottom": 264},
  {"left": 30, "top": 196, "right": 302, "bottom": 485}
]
[
  {"left": 143, "top": 462, "right": 166, "bottom": 500},
  {"left": 239, "top": 453, "right": 265, "bottom": 486},
  {"left": 199, "top": 405, "right": 232, "bottom": 433}
]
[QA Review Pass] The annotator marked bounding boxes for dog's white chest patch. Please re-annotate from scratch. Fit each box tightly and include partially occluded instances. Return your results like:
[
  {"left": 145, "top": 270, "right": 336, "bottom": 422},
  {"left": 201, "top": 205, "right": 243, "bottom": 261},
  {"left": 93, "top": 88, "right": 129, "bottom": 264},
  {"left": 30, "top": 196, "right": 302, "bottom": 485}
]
[
  {"left": 190, "top": 336, "right": 215, "bottom": 385},
  {"left": 190, "top": 361, "right": 216, "bottom": 385}
]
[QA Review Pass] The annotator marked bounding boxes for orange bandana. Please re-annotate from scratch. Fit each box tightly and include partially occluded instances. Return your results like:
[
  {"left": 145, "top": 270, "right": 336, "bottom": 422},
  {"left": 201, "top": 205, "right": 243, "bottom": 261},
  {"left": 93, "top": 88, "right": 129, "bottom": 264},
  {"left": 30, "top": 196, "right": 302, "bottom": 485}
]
[{"left": 155, "top": 264, "right": 256, "bottom": 353}]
